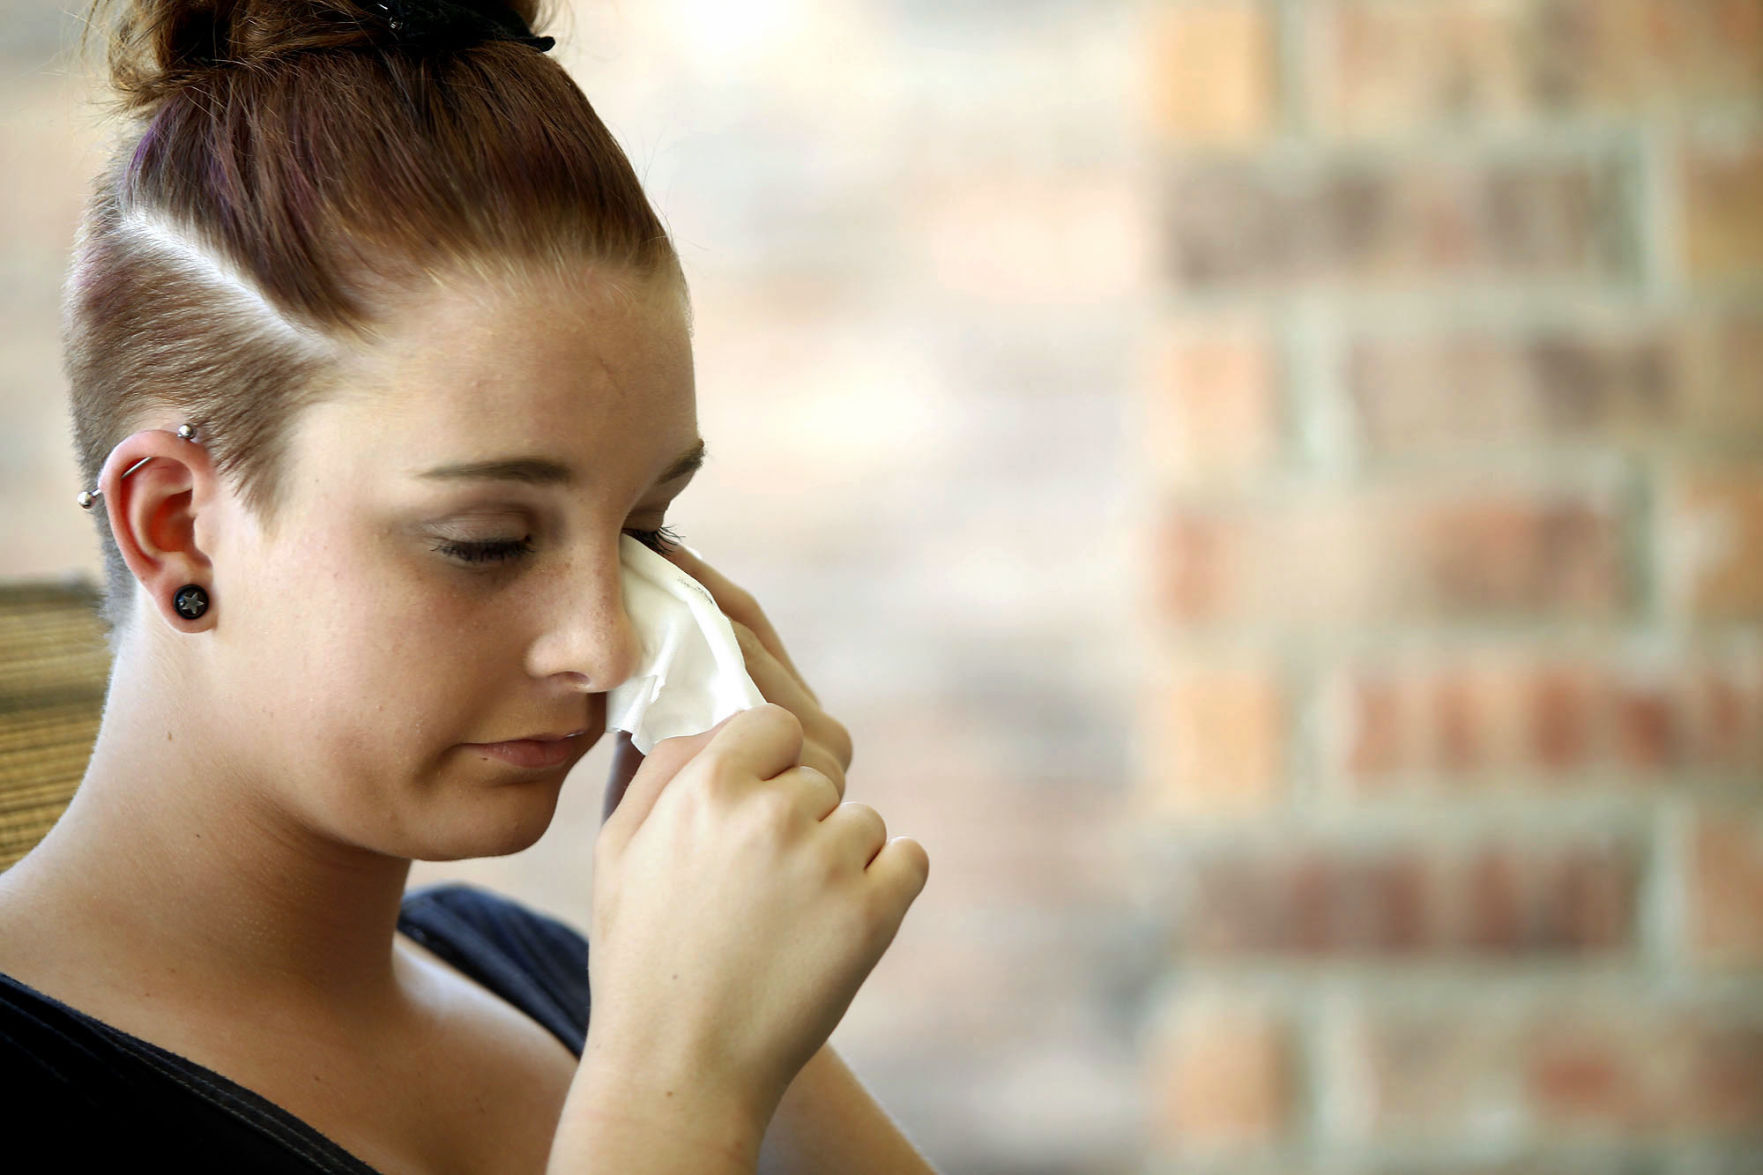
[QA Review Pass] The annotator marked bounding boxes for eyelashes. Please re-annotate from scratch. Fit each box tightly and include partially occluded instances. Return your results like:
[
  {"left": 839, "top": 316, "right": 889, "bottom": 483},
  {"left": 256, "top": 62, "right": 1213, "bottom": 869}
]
[
  {"left": 626, "top": 525, "right": 684, "bottom": 556},
  {"left": 432, "top": 525, "right": 683, "bottom": 567},
  {"left": 431, "top": 536, "right": 535, "bottom": 565}
]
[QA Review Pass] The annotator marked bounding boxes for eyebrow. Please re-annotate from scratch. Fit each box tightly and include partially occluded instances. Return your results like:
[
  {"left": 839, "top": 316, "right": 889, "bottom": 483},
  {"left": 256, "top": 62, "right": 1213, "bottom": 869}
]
[{"left": 415, "top": 439, "right": 708, "bottom": 488}]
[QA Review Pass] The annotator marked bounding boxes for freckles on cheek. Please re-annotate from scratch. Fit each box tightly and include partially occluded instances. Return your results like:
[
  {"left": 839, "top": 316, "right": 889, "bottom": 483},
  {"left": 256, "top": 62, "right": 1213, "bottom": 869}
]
[
  {"left": 313, "top": 611, "right": 467, "bottom": 767},
  {"left": 362, "top": 577, "right": 513, "bottom": 684}
]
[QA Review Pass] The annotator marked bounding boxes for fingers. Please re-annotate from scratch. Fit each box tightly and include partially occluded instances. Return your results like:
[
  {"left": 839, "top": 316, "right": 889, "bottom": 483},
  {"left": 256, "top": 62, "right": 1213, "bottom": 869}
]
[
  {"left": 732, "top": 621, "right": 852, "bottom": 778},
  {"left": 822, "top": 798, "right": 889, "bottom": 867},
  {"left": 773, "top": 764, "right": 843, "bottom": 822},
  {"left": 732, "top": 620, "right": 817, "bottom": 717},
  {"left": 597, "top": 712, "right": 740, "bottom": 851},
  {"left": 664, "top": 546, "right": 816, "bottom": 703},
  {"left": 774, "top": 770, "right": 889, "bottom": 876},
  {"left": 868, "top": 836, "right": 931, "bottom": 904},
  {"left": 658, "top": 547, "right": 852, "bottom": 772},
  {"left": 797, "top": 740, "right": 847, "bottom": 802},
  {"left": 601, "top": 704, "right": 806, "bottom": 853},
  {"left": 700, "top": 702, "right": 805, "bottom": 792}
]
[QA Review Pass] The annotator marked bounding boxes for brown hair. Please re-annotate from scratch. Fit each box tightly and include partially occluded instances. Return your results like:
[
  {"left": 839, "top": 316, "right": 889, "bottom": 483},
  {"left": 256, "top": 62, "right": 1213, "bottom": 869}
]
[{"left": 66, "top": 0, "right": 685, "bottom": 651}]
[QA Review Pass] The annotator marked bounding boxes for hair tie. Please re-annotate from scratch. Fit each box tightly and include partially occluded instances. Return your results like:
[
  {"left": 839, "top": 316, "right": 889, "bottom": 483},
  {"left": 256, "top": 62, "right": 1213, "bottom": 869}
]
[{"left": 367, "top": 0, "right": 556, "bottom": 54}]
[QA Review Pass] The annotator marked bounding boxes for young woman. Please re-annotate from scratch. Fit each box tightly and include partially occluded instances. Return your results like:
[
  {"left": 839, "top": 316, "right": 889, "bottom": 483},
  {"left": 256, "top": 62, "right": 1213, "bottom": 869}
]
[{"left": 0, "top": 2, "right": 933, "bottom": 1172}]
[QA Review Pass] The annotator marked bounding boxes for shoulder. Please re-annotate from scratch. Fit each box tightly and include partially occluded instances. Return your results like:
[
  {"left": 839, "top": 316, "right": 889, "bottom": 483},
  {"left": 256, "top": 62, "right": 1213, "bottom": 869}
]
[
  {"left": 398, "top": 882, "right": 592, "bottom": 1050},
  {"left": 400, "top": 881, "right": 589, "bottom": 981},
  {"left": 402, "top": 881, "right": 587, "bottom": 950}
]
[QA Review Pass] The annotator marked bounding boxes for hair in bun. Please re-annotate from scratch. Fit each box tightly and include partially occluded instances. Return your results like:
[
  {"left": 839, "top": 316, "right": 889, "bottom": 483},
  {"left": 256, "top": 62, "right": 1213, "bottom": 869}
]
[
  {"left": 80, "top": 1, "right": 556, "bottom": 113},
  {"left": 65, "top": 0, "right": 684, "bottom": 647}
]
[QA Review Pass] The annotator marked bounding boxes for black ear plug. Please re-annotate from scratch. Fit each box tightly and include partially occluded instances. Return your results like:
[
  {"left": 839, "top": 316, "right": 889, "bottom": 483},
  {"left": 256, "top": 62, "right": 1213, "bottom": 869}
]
[{"left": 173, "top": 584, "right": 210, "bottom": 620}]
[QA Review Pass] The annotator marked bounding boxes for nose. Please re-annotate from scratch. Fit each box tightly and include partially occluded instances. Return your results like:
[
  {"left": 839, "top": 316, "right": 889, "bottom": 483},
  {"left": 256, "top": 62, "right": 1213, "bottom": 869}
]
[{"left": 529, "top": 540, "right": 646, "bottom": 693}]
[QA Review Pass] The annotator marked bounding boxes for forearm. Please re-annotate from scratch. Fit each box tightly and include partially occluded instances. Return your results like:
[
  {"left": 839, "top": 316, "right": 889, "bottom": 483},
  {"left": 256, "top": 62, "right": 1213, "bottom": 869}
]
[
  {"left": 758, "top": 1044, "right": 941, "bottom": 1175},
  {"left": 547, "top": 1050, "right": 767, "bottom": 1175}
]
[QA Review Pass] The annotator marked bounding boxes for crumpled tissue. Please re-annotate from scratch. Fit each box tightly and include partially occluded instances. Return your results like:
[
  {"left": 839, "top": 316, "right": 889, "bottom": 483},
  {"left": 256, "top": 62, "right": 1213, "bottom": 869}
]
[{"left": 604, "top": 533, "right": 767, "bottom": 755}]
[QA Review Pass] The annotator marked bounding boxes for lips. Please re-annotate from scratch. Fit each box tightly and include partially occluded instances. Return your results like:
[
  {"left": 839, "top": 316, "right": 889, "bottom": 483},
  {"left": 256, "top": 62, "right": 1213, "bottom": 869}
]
[{"left": 467, "top": 732, "right": 586, "bottom": 769}]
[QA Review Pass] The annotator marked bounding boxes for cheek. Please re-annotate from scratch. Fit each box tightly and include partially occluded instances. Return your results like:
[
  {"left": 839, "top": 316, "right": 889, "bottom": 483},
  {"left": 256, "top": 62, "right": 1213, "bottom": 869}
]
[{"left": 237, "top": 541, "right": 501, "bottom": 766}]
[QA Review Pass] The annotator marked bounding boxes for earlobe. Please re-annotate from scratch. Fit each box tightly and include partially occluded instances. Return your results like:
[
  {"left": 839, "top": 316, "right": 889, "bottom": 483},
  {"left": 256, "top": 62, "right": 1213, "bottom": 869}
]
[{"left": 93, "top": 424, "right": 218, "bottom": 631}]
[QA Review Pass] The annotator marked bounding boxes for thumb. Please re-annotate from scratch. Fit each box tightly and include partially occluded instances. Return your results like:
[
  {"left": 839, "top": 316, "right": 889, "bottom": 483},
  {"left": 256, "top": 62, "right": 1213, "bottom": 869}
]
[{"left": 597, "top": 714, "right": 739, "bottom": 851}]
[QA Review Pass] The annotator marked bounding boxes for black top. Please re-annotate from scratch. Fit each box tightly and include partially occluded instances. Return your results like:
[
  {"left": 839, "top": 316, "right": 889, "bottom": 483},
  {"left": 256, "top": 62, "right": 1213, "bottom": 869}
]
[{"left": 0, "top": 882, "right": 591, "bottom": 1171}]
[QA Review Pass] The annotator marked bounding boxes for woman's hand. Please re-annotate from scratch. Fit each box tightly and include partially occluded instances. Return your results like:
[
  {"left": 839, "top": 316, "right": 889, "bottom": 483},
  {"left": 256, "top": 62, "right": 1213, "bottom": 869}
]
[
  {"left": 603, "top": 545, "right": 854, "bottom": 822},
  {"left": 580, "top": 705, "right": 931, "bottom": 1152},
  {"left": 570, "top": 544, "right": 928, "bottom": 1153}
]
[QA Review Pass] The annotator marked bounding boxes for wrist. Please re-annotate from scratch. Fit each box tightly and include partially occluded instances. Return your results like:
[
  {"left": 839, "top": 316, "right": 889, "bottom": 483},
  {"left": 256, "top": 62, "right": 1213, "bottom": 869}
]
[{"left": 556, "top": 1034, "right": 771, "bottom": 1172}]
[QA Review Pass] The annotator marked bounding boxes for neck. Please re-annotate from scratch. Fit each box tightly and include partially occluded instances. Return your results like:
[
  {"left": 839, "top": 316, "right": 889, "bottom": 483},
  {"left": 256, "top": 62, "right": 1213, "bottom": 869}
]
[{"left": 4, "top": 653, "right": 416, "bottom": 1013}]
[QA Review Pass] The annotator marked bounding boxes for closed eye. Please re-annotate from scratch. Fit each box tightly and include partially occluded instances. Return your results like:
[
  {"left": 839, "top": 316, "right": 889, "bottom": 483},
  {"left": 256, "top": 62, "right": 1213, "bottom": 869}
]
[{"left": 433, "top": 525, "right": 683, "bottom": 567}]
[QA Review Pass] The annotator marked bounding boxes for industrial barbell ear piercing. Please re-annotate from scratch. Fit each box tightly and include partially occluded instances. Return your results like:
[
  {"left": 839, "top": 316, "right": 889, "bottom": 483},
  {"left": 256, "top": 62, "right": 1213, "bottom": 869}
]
[{"left": 77, "top": 423, "right": 199, "bottom": 510}]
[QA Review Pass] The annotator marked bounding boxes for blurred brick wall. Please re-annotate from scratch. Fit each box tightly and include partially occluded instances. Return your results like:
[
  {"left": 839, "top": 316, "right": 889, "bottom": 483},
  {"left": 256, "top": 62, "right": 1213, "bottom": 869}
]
[{"left": 1135, "top": 1, "right": 1763, "bottom": 1173}]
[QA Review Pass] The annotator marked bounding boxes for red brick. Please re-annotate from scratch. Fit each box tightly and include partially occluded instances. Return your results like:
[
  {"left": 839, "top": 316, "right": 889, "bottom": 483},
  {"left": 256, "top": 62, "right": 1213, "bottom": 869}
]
[
  {"left": 1325, "top": 643, "right": 1763, "bottom": 788},
  {"left": 1344, "top": 674, "right": 1407, "bottom": 777},
  {"left": 1419, "top": 499, "right": 1626, "bottom": 614},
  {"left": 1153, "top": 486, "right": 1631, "bottom": 629},
  {"left": 1663, "top": 468, "right": 1763, "bottom": 619},
  {"left": 1540, "top": 845, "right": 1632, "bottom": 950},
  {"left": 1136, "top": 661, "right": 1286, "bottom": 817},
  {"left": 1149, "top": 1, "right": 1279, "bottom": 146},
  {"left": 1167, "top": 837, "right": 1640, "bottom": 958},
  {"left": 1692, "top": 667, "right": 1754, "bottom": 768},
  {"left": 1346, "top": 312, "right": 1763, "bottom": 456},
  {"left": 1463, "top": 849, "right": 1526, "bottom": 952},
  {"left": 1645, "top": 0, "right": 1763, "bottom": 102},
  {"left": 1355, "top": 1164, "right": 1699, "bottom": 1175},
  {"left": 1529, "top": 664, "right": 1597, "bottom": 770},
  {"left": 1692, "top": 807, "right": 1763, "bottom": 966},
  {"left": 1155, "top": 510, "right": 1232, "bottom": 621},
  {"left": 1613, "top": 680, "right": 1679, "bottom": 768},
  {"left": 1428, "top": 674, "right": 1476, "bottom": 772},
  {"left": 1166, "top": 154, "right": 1631, "bottom": 293},
  {"left": 1333, "top": 994, "right": 1763, "bottom": 1139},
  {"left": 1145, "top": 990, "right": 1292, "bottom": 1151},
  {"left": 1681, "top": 132, "right": 1763, "bottom": 282},
  {"left": 1530, "top": 1009, "right": 1763, "bottom": 1134},
  {"left": 1314, "top": 0, "right": 1763, "bottom": 137},
  {"left": 1317, "top": 0, "right": 1632, "bottom": 136},
  {"left": 1140, "top": 322, "right": 1281, "bottom": 485}
]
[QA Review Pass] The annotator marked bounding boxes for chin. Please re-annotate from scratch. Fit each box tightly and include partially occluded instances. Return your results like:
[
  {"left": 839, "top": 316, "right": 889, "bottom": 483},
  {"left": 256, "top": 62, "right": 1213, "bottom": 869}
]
[
  {"left": 415, "top": 822, "right": 552, "bottom": 862},
  {"left": 415, "top": 779, "right": 566, "bottom": 861}
]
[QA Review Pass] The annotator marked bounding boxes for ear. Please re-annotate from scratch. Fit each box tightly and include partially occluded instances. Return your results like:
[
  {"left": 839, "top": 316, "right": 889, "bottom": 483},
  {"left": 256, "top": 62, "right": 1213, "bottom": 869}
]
[{"left": 100, "top": 427, "right": 221, "bottom": 632}]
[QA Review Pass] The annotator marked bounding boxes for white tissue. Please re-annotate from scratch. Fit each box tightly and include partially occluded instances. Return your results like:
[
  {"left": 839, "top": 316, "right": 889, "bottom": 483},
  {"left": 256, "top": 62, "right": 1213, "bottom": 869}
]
[{"left": 604, "top": 533, "right": 767, "bottom": 755}]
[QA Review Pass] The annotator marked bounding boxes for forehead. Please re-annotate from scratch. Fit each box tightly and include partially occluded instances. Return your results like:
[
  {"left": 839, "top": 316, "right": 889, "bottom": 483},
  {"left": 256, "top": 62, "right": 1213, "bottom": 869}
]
[{"left": 314, "top": 270, "right": 697, "bottom": 474}]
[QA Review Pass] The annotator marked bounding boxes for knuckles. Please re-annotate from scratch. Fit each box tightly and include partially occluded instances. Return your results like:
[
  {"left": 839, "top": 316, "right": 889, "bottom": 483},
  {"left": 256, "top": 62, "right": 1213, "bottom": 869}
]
[
  {"left": 804, "top": 746, "right": 847, "bottom": 801},
  {"left": 827, "top": 719, "right": 854, "bottom": 771},
  {"left": 724, "top": 583, "right": 761, "bottom": 619},
  {"left": 747, "top": 785, "right": 800, "bottom": 839},
  {"left": 838, "top": 800, "right": 886, "bottom": 842},
  {"left": 755, "top": 701, "right": 806, "bottom": 744}
]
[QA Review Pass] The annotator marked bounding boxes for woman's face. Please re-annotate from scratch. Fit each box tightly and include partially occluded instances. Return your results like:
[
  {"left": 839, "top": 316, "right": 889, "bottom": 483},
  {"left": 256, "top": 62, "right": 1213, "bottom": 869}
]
[{"left": 207, "top": 269, "right": 701, "bottom": 861}]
